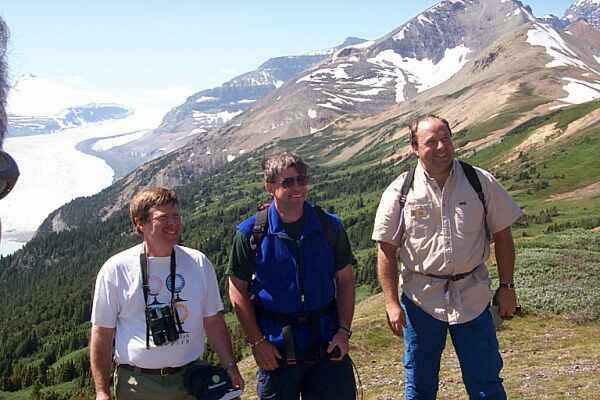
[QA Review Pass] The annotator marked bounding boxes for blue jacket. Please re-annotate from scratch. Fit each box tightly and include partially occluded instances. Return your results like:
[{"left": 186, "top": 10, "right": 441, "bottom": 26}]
[{"left": 238, "top": 201, "right": 340, "bottom": 354}]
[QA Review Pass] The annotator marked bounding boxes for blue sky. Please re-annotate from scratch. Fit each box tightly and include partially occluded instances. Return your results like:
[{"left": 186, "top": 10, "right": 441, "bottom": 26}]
[{"left": 0, "top": 0, "right": 577, "bottom": 102}]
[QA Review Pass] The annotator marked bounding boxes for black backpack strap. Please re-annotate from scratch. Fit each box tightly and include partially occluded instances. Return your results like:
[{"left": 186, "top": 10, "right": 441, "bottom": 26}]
[
  {"left": 399, "top": 165, "right": 416, "bottom": 211},
  {"left": 313, "top": 205, "right": 335, "bottom": 250},
  {"left": 249, "top": 207, "right": 269, "bottom": 252},
  {"left": 459, "top": 161, "right": 491, "bottom": 242}
]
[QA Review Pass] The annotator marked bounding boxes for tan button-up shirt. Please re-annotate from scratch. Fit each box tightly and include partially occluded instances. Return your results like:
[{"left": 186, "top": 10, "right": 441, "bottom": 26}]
[{"left": 372, "top": 160, "right": 523, "bottom": 324}]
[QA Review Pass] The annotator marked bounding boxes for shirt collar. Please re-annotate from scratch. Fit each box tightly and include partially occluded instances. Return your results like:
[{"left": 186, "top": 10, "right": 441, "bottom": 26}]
[{"left": 416, "top": 159, "right": 458, "bottom": 184}]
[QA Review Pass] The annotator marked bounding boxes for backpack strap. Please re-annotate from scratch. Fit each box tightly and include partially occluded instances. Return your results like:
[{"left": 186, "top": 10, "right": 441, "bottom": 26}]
[
  {"left": 395, "top": 165, "right": 417, "bottom": 242},
  {"left": 249, "top": 205, "right": 269, "bottom": 252},
  {"left": 313, "top": 205, "right": 335, "bottom": 250},
  {"left": 459, "top": 161, "right": 491, "bottom": 242},
  {"left": 399, "top": 165, "right": 416, "bottom": 211},
  {"left": 250, "top": 204, "right": 336, "bottom": 254},
  {"left": 397, "top": 161, "right": 490, "bottom": 241}
]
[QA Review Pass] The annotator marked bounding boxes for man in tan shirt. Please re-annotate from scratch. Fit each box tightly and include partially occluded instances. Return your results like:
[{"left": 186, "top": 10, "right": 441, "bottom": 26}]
[{"left": 372, "top": 115, "right": 522, "bottom": 400}]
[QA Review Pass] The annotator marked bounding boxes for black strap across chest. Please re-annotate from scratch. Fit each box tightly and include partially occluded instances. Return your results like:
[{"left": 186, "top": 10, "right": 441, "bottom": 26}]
[
  {"left": 249, "top": 204, "right": 334, "bottom": 252},
  {"left": 398, "top": 160, "right": 490, "bottom": 241},
  {"left": 140, "top": 247, "right": 183, "bottom": 348}
]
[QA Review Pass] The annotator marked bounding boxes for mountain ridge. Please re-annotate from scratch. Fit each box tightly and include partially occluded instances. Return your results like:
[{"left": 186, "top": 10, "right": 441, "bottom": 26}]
[{"left": 7, "top": 103, "right": 132, "bottom": 137}]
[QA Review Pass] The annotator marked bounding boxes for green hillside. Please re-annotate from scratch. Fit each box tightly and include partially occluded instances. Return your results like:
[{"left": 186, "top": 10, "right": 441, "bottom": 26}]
[{"left": 1, "top": 101, "right": 599, "bottom": 398}]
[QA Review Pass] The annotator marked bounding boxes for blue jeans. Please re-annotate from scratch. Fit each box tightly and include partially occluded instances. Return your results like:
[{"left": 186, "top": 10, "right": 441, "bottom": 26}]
[
  {"left": 402, "top": 295, "right": 506, "bottom": 400},
  {"left": 256, "top": 355, "right": 356, "bottom": 400}
]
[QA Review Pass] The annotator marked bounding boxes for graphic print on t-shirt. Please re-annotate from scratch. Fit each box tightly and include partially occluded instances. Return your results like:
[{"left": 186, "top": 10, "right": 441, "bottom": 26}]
[{"left": 148, "top": 272, "right": 192, "bottom": 346}]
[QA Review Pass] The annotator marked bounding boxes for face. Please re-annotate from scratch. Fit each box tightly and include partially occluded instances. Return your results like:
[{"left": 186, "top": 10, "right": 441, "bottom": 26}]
[
  {"left": 412, "top": 118, "right": 455, "bottom": 178},
  {"left": 266, "top": 166, "right": 309, "bottom": 211},
  {"left": 136, "top": 203, "right": 182, "bottom": 250}
]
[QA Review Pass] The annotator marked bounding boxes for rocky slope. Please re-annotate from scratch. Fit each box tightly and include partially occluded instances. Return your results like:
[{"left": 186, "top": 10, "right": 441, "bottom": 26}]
[{"left": 565, "top": 0, "right": 600, "bottom": 29}]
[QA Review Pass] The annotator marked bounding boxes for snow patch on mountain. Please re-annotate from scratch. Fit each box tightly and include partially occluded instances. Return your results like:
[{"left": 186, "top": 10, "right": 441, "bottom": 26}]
[
  {"left": 368, "top": 44, "right": 471, "bottom": 98},
  {"left": 347, "top": 40, "right": 374, "bottom": 49},
  {"left": 318, "top": 103, "right": 344, "bottom": 112},
  {"left": 526, "top": 24, "right": 600, "bottom": 74},
  {"left": 574, "top": 0, "right": 600, "bottom": 6},
  {"left": 307, "top": 109, "right": 318, "bottom": 119},
  {"left": 393, "top": 26, "right": 409, "bottom": 41},
  {"left": 558, "top": 77, "right": 600, "bottom": 104},
  {"left": 349, "top": 87, "right": 387, "bottom": 96},
  {"left": 297, "top": 64, "right": 352, "bottom": 83},
  {"left": 417, "top": 15, "right": 434, "bottom": 25},
  {"left": 595, "top": 56, "right": 600, "bottom": 64},
  {"left": 196, "top": 96, "right": 218, "bottom": 102},
  {"left": 192, "top": 110, "right": 243, "bottom": 125}
]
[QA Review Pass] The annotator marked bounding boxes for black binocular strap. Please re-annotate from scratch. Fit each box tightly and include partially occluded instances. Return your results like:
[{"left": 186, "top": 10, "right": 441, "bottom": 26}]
[{"left": 140, "top": 248, "right": 179, "bottom": 349}]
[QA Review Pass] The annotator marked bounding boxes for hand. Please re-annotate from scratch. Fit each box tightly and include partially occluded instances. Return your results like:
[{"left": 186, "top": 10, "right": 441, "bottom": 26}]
[
  {"left": 496, "top": 287, "right": 518, "bottom": 319},
  {"left": 327, "top": 331, "right": 349, "bottom": 361},
  {"left": 226, "top": 364, "right": 245, "bottom": 393},
  {"left": 251, "top": 340, "right": 282, "bottom": 371},
  {"left": 385, "top": 303, "right": 405, "bottom": 336},
  {"left": 95, "top": 391, "right": 111, "bottom": 400}
]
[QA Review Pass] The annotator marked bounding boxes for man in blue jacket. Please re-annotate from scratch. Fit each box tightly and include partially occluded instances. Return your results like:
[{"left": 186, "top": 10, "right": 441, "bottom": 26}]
[{"left": 228, "top": 151, "right": 357, "bottom": 399}]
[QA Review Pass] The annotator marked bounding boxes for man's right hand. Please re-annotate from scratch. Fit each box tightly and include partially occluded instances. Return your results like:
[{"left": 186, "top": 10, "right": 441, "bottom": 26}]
[
  {"left": 251, "top": 340, "right": 282, "bottom": 370},
  {"left": 385, "top": 303, "right": 405, "bottom": 337},
  {"left": 95, "top": 391, "right": 111, "bottom": 400}
]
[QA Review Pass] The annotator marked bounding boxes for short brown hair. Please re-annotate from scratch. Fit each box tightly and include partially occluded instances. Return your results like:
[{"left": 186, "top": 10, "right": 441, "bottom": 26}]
[
  {"left": 408, "top": 114, "right": 452, "bottom": 148},
  {"left": 129, "top": 187, "right": 178, "bottom": 234},
  {"left": 262, "top": 151, "right": 308, "bottom": 183}
]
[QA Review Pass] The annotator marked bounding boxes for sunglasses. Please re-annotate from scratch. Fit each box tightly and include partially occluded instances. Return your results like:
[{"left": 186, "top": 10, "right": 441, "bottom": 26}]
[
  {"left": 0, "top": 150, "right": 19, "bottom": 200},
  {"left": 280, "top": 175, "right": 309, "bottom": 188}
]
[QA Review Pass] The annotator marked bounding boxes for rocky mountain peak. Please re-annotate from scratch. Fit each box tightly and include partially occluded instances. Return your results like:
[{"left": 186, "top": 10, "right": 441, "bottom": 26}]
[
  {"left": 369, "top": 0, "right": 533, "bottom": 65},
  {"left": 565, "top": 0, "right": 600, "bottom": 30}
]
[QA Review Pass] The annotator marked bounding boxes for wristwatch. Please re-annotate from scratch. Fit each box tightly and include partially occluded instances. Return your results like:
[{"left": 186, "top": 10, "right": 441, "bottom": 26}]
[
  {"left": 338, "top": 326, "right": 352, "bottom": 338},
  {"left": 499, "top": 282, "right": 515, "bottom": 289}
]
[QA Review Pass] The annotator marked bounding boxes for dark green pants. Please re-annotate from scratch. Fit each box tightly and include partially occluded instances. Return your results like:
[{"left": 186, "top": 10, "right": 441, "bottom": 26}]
[{"left": 114, "top": 365, "right": 195, "bottom": 400}]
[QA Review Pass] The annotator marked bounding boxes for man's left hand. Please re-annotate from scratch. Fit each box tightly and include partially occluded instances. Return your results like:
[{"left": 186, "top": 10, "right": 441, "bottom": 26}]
[
  {"left": 226, "top": 364, "right": 245, "bottom": 392},
  {"left": 496, "top": 287, "right": 518, "bottom": 319},
  {"left": 327, "top": 331, "right": 349, "bottom": 361}
]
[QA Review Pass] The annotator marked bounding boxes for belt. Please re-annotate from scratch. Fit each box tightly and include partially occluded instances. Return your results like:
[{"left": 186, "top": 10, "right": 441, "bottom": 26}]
[
  {"left": 417, "top": 263, "right": 481, "bottom": 280},
  {"left": 119, "top": 363, "right": 187, "bottom": 376}
]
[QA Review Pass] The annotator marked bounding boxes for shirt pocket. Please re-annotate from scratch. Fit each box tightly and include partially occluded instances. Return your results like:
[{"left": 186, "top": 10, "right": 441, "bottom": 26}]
[
  {"left": 454, "top": 198, "right": 483, "bottom": 236},
  {"left": 404, "top": 201, "right": 433, "bottom": 239}
]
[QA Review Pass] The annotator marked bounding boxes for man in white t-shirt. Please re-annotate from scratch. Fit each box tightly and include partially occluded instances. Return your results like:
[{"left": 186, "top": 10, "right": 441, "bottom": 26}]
[
  {"left": 90, "top": 187, "right": 244, "bottom": 400},
  {"left": 373, "top": 115, "right": 522, "bottom": 400}
]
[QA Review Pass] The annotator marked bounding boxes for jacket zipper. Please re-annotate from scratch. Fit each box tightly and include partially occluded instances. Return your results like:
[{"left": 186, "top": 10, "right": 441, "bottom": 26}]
[{"left": 276, "top": 232, "right": 305, "bottom": 311}]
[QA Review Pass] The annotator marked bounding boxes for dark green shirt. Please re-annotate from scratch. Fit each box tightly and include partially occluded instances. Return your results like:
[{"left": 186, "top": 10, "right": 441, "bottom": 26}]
[{"left": 227, "top": 216, "right": 356, "bottom": 282}]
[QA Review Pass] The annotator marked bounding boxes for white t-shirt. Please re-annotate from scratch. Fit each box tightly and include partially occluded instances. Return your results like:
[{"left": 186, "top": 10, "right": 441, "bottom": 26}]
[{"left": 91, "top": 244, "right": 224, "bottom": 368}]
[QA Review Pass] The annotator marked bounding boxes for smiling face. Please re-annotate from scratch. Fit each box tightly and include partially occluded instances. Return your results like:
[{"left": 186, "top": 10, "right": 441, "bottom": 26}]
[
  {"left": 266, "top": 166, "right": 309, "bottom": 213},
  {"left": 412, "top": 117, "right": 455, "bottom": 180},
  {"left": 136, "top": 203, "right": 182, "bottom": 255}
]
